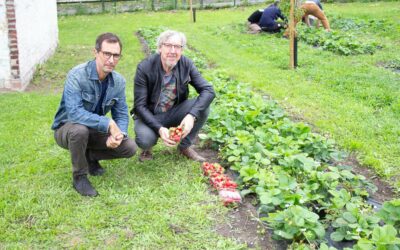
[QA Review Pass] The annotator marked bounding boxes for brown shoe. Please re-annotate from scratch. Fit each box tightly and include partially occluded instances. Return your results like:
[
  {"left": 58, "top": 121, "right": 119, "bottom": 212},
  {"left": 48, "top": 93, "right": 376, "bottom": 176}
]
[
  {"left": 139, "top": 149, "right": 153, "bottom": 162},
  {"left": 179, "top": 147, "right": 206, "bottom": 162}
]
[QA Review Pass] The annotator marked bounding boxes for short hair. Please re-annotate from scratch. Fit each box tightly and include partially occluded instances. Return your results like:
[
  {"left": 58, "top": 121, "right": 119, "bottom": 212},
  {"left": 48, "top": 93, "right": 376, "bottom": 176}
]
[
  {"left": 95, "top": 33, "right": 122, "bottom": 52},
  {"left": 156, "top": 30, "right": 187, "bottom": 52}
]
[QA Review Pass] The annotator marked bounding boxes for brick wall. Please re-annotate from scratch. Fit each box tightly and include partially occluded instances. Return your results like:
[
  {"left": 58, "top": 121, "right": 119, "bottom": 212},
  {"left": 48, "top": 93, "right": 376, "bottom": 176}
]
[{"left": 0, "top": 0, "right": 11, "bottom": 89}]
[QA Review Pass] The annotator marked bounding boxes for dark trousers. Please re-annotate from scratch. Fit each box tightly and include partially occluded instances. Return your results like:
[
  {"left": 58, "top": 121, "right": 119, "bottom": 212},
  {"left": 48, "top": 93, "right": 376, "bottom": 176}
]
[
  {"left": 261, "top": 22, "right": 285, "bottom": 33},
  {"left": 134, "top": 99, "right": 210, "bottom": 150},
  {"left": 54, "top": 123, "right": 137, "bottom": 177}
]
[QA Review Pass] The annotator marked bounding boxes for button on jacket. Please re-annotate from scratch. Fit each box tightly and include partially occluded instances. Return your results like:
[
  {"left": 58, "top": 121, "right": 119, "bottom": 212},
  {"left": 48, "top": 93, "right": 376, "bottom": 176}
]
[
  {"left": 132, "top": 54, "right": 215, "bottom": 133},
  {"left": 52, "top": 60, "right": 129, "bottom": 134}
]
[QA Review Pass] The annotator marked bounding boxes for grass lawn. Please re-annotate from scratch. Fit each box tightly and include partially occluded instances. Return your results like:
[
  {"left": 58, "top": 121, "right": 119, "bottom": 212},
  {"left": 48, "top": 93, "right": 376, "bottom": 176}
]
[{"left": 1, "top": 1, "right": 399, "bottom": 248}]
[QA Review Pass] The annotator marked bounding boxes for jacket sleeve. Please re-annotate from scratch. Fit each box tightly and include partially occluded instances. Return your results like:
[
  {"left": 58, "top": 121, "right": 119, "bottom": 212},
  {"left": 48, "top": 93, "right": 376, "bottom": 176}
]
[
  {"left": 278, "top": 9, "right": 286, "bottom": 21},
  {"left": 134, "top": 63, "right": 163, "bottom": 133},
  {"left": 187, "top": 61, "right": 216, "bottom": 119},
  {"left": 111, "top": 77, "right": 129, "bottom": 134}
]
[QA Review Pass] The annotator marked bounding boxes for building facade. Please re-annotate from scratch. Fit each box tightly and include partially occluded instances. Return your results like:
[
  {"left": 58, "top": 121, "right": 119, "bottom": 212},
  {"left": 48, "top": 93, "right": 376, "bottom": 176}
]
[{"left": 0, "top": 0, "right": 58, "bottom": 91}]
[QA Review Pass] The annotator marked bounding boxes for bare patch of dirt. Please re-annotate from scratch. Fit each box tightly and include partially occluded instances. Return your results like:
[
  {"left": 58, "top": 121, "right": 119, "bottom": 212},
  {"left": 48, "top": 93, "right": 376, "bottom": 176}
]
[
  {"left": 215, "top": 198, "right": 276, "bottom": 249},
  {"left": 337, "top": 153, "right": 395, "bottom": 203}
]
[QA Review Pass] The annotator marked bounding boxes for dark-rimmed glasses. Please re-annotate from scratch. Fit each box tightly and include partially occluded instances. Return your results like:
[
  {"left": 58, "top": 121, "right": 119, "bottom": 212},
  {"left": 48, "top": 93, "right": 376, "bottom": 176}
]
[{"left": 100, "top": 51, "right": 122, "bottom": 60}]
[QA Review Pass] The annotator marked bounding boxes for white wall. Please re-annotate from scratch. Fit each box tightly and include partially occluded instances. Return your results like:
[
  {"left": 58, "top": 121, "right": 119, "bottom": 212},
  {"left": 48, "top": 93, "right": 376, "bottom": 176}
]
[
  {"left": 14, "top": 0, "right": 58, "bottom": 90},
  {"left": 0, "top": 0, "right": 10, "bottom": 89}
]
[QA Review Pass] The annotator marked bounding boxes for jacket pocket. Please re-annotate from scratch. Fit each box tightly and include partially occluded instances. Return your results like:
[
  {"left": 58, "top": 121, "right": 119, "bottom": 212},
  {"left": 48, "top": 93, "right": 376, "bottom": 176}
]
[
  {"left": 104, "top": 97, "right": 119, "bottom": 114},
  {"left": 81, "top": 91, "right": 96, "bottom": 111}
]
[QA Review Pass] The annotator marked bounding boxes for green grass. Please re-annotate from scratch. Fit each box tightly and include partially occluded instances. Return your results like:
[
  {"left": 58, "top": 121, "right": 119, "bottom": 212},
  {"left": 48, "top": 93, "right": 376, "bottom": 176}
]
[{"left": 1, "top": 2, "right": 399, "bottom": 248}]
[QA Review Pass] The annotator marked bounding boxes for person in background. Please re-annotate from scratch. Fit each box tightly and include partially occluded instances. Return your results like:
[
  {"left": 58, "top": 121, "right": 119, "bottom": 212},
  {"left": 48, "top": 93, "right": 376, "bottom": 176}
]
[
  {"left": 259, "top": 0, "right": 287, "bottom": 33},
  {"left": 132, "top": 30, "right": 215, "bottom": 163},
  {"left": 301, "top": 0, "right": 330, "bottom": 31},
  {"left": 247, "top": 9, "right": 264, "bottom": 34},
  {"left": 52, "top": 33, "right": 137, "bottom": 197}
]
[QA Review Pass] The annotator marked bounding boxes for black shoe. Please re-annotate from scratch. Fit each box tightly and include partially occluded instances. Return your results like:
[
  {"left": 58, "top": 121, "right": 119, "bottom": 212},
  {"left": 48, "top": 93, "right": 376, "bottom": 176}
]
[
  {"left": 73, "top": 175, "right": 98, "bottom": 197},
  {"left": 88, "top": 160, "right": 105, "bottom": 176}
]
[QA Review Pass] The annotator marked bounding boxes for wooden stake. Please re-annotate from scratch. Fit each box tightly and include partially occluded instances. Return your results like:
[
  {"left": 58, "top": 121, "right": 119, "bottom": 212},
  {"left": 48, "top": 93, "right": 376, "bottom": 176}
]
[
  {"left": 289, "top": 0, "right": 295, "bottom": 69},
  {"left": 189, "top": 0, "right": 193, "bottom": 22}
]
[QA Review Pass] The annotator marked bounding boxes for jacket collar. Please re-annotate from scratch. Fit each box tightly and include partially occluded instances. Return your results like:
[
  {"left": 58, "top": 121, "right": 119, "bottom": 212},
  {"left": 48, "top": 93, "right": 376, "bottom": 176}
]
[{"left": 87, "top": 59, "right": 114, "bottom": 86}]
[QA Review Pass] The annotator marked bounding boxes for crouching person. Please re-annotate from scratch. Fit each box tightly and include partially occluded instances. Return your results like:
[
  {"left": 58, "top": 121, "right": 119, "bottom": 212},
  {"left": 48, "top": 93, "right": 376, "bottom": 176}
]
[
  {"left": 132, "top": 30, "right": 215, "bottom": 162},
  {"left": 51, "top": 33, "right": 137, "bottom": 197}
]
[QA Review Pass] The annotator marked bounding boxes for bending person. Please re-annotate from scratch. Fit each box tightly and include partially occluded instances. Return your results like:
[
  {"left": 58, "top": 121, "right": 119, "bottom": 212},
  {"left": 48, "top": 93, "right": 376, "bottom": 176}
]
[
  {"left": 247, "top": 9, "right": 264, "bottom": 33},
  {"left": 259, "top": 0, "right": 287, "bottom": 33},
  {"left": 301, "top": 0, "right": 330, "bottom": 31}
]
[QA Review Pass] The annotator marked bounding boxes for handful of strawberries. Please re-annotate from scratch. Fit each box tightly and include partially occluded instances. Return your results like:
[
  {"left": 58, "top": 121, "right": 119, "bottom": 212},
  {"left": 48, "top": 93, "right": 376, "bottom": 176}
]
[
  {"left": 169, "top": 126, "right": 183, "bottom": 142},
  {"left": 201, "top": 162, "right": 242, "bottom": 206}
]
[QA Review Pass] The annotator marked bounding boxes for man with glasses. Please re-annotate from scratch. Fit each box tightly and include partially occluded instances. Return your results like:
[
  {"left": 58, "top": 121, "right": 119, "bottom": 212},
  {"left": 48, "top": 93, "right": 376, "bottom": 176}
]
[
  {"left": 132, "top": 30, "right": 215, "bottom": 162},
  {"left": 52, "top": 33, "right": 137, "bottom": 197}
]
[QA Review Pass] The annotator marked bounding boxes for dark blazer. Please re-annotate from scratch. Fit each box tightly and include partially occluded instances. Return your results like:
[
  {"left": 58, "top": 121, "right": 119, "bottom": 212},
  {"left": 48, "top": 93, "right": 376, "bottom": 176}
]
[{"left": 131, "top": 53, "right": 215, "bottom": 133}]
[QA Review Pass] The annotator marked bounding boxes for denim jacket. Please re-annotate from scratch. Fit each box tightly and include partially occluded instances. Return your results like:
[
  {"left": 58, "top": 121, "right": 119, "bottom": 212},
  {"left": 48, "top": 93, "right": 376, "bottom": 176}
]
[{"left": 52, "top": 60, "right": 129, "bottom": 134}]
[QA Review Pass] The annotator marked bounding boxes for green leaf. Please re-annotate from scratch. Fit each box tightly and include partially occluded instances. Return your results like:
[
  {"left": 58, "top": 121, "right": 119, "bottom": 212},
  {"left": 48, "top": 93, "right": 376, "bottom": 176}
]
[
  {"left": 331, "top": 231, "right": 345, "bottom": 241},
  {"left": 275, "top": 230, "right": 294, "bottom": 240},
  {"left": 371, "top": 225, "right": 399, "bottom": 244},
  {"left": 343, "top": 212, "right": 357, "bottom": 223}
]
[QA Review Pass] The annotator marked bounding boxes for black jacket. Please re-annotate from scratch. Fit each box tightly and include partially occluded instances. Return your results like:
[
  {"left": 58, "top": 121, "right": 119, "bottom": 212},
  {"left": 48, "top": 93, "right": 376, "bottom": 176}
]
[{"left": 131, "top": 53, "right": 215, "bottom": 133}]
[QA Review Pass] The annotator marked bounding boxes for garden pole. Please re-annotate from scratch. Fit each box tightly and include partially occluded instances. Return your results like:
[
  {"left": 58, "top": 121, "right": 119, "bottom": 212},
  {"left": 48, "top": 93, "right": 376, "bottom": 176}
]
[
  {"left": 101, "top": 0, "right": 105, "bottom": 12},
  {"left": 189, "top": 0, "right": 193, "bottom": 22},
  {"left": 289, "top": 0, "right": 296, "bottom": 69},
  {"left": 193, "top": 8, "right": 196, "bottom": 22}
]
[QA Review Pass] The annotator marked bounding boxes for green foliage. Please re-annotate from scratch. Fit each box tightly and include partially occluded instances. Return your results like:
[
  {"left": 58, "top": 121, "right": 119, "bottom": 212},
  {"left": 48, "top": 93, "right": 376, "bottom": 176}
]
[
  {"left": 331, "top": 203, "right": 380, "bottom": 241},
  {"left": 265, "top": 205, "right": 325, "bottom": 242},
  {"left": 377, "top": 199, "right": 400, "bottom": 230},
  {"left": 353, "top": 225, "right": 400, "bottom": 250},
  {"left": 297, "top": 24, "right": 380, "bottom": 55}
]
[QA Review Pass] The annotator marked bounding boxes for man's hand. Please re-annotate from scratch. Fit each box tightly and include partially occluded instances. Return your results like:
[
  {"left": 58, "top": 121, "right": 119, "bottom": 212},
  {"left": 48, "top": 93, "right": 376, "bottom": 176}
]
[
  {"left": 180, "top": 114, "right": 195, "bottom": 139},
  {"left": 159, "top": 127, "right": 177, "bottom": 147},
  {"left": 106, "top": 134, "right": 123, "bottom": 148},
  {"left": 107, "top": 119, "right": 123, "bottom": 148}
]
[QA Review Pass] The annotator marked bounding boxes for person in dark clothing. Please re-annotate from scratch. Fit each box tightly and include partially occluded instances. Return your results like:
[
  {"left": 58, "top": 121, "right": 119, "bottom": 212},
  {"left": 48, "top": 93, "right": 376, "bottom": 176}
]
[
  {"left": 259, "top": 1, "right": 287, "bottom": 33},
  {"left": 132, "top": 30, "right": 215, "bottom": 162},
  {"left": 247, "top": 9, "right": 264, "bottom": 33}
]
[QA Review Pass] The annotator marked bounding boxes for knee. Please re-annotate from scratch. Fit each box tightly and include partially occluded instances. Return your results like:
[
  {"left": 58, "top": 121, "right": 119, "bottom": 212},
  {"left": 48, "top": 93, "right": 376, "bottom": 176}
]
[
  {"left": 68, "top": 124, "right": 89, "bottom": 141},
  {"left": 135, "top": 134, "right": 158, "bottom": 150},
  {"left": 123, "top": 139, "right": 138, "bottom": 158}
]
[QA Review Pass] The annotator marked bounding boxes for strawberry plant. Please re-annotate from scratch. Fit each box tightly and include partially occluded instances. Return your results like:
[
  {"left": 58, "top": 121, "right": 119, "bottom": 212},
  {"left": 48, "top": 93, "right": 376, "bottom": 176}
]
[
  {"left": 265, "top": 205, "right": 325, "bottom": 242},
  {"left": 297, "top": 24, "right": 380, "bottom": 55},
  {"left": 330, "top": 203, "right": 380, "bottom": 242},
  {"left": 353, "top": 225, "right": 400, "bottom": 250},
  {"left": 377, "top": 199, "right": 400, "bottom": 230}
]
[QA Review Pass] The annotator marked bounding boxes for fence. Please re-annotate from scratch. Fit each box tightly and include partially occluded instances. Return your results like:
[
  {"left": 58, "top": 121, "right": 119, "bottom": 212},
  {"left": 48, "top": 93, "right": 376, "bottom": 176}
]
[{"left": 57, "top": 0, "right": 266, "bottom": 15}]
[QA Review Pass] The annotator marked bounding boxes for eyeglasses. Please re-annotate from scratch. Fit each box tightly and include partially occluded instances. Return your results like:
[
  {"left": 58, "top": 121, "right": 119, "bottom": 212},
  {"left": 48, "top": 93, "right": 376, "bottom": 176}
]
[
  {"left": 162, "top": 43, "right": 183, "bottom": 50},
  {"left": 100, "top": 51, "right": 122, "bottom": 60}
]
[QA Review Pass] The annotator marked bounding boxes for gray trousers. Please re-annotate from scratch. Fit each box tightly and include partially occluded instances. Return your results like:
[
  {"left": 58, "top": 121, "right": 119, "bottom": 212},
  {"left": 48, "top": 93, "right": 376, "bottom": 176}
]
[
  {"left": 134, "top": 99, "right": 210, "bottom": 150},
  {"left": 54, "top": 123, "right": 137, "bottom": 177}
]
